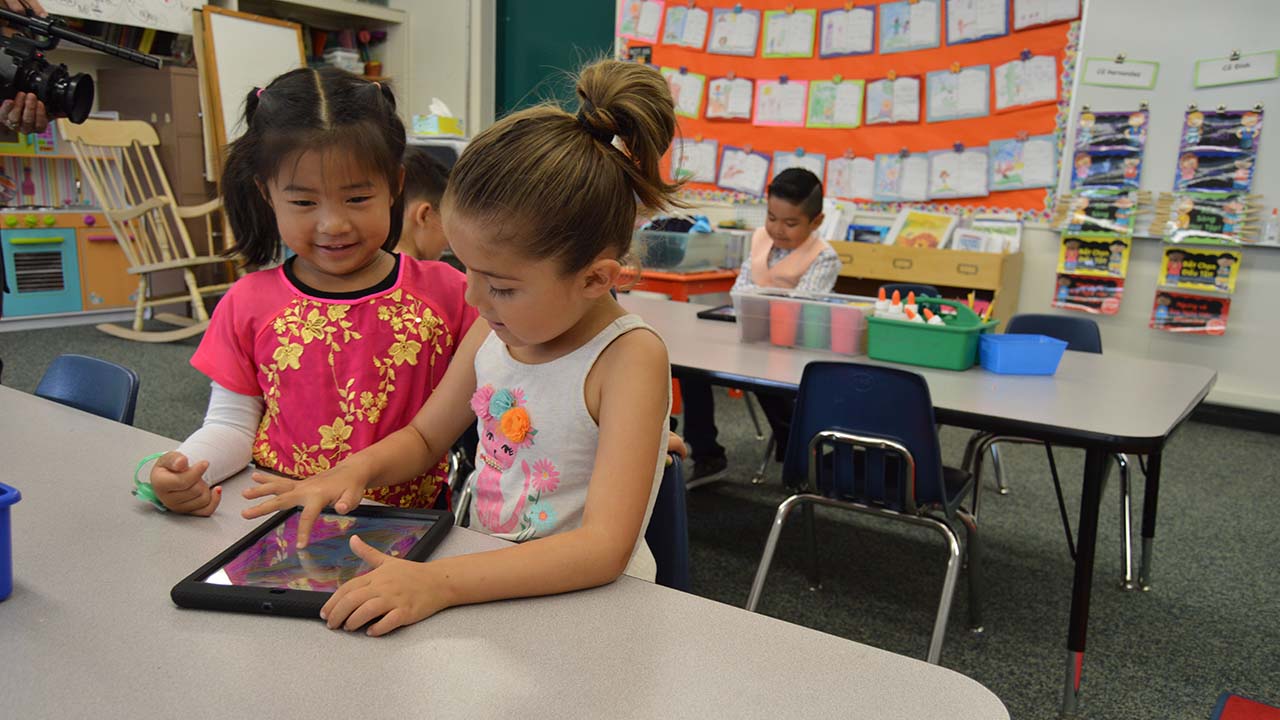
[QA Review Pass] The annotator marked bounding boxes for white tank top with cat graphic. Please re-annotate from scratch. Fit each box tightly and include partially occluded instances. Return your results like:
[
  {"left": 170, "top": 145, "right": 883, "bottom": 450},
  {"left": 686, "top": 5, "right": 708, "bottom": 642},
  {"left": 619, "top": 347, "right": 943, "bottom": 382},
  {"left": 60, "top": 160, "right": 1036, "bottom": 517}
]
[{"left": 467, "top": 314, "right": 669, "bottom": 581}]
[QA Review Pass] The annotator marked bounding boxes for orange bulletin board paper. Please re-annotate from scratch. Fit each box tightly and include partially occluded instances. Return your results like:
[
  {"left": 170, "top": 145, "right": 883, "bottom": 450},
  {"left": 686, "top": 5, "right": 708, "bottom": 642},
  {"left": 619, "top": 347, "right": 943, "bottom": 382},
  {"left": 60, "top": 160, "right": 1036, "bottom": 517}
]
[{"left": 631, "top": 0, "right": 1077, "bottom": 216}]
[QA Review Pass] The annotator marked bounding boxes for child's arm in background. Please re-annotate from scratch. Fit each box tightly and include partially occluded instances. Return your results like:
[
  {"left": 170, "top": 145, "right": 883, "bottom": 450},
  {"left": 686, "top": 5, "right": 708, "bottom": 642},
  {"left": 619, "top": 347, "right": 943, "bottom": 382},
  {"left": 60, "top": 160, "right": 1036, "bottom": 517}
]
[
  {"left": 320, "top": 328, "right": 669, "bottom": 636},
  {"left": 149, "top": 382, "right": 263, "bottom": 515},
  {"left": 242, "top": 320, "right": 490, "bottom": 544}
]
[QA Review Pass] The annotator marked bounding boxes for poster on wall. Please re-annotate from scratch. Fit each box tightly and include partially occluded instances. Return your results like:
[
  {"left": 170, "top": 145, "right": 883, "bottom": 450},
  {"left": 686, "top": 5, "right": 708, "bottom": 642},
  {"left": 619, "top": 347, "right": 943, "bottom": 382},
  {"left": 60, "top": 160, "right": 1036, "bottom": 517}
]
[
  {"left": 1058, "top": 233, "right": 1130, "bottom": 278},
  {"left": 1159, "top": 246, "right": 1242, "bottom": 294},
  {"left": 1174, "top": 108, "right": 1263, "bottom": 192},
  {"left": 1150, "top": 291, "right": 1230, "bottom": 335},
  {"left": 1052, "top": 273, "right": 1124, "bottom": 315}
]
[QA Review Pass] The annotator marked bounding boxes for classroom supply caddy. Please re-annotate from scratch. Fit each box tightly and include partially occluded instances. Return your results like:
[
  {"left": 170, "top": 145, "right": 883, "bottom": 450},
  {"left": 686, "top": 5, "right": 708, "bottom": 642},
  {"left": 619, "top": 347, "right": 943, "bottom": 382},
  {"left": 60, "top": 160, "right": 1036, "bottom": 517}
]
[
  {"left": 0, "top": 482, "right": 19, "bottom": 601},
  {"left": 732, "top": 289, "right": 874, "bottom": 356},
  {"left": 634, "top": 230, "right": 744, "bottom": 273},
  {"left": 867, "top": 298, "right": 997, "bottom": 370},
  {"left": 979, "top": 334, "right": 1068, "bottom": 375}
]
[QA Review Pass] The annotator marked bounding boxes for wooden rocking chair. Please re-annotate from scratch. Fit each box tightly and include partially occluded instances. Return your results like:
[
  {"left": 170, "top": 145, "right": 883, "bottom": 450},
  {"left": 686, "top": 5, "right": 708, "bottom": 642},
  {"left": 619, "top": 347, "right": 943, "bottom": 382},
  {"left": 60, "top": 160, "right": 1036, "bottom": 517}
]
[{"left": 58, "top": 118, "right": 239, "bottom": 342}]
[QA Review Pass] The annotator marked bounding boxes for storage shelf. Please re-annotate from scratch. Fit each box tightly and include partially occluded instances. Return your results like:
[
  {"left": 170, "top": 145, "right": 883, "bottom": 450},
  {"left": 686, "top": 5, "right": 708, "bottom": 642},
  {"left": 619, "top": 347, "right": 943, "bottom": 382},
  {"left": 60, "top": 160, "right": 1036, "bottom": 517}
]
[{"left": 237, "top": 0, "right": 405, "bottom": 26}]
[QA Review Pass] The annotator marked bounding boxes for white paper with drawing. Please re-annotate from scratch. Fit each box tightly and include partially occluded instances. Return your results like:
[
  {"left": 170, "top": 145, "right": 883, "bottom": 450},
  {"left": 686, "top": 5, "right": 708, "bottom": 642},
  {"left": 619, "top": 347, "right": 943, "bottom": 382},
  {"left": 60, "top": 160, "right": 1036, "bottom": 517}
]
[
  {"left": 43, "top": 0, "right": 202, "bottom": 34},
  {"left": 754, "top": 81, "right": 807, "bottom": 126},
  {"left": 706, "top": 77, "right": 753, "bottom": 119},
  {"left": 672, "top": 139, "right": 718, "bottom": 183},
  {"left": 773, "top": 151, "right": 825, "bottom": 180},
  {"left": 1013, "top": 0, "right": 1079, "bottom": 29},
  {"left": 808, "top": 81, "right": 863, "bottom": 127},
  {"left": 929, "top": 149, "right": 990, "bottom": 198},
  {"left": 820, "top": 8, "right": 874, "bottom": 55},
  {"left": 994, "top": 56, "right": 1057, "bottom": 110},
  {"left": 827, "top": 157, "right": 875, "bottom": 200},
  {"left": 662, "top": 6, "right": 710, "bottom": 47},
  {"left": 719, "top": 149, "right": 770, "bottom": 195},
  {"left": 909, "top": 0, "right": 940, "bottom": 46},
  {"left": 765, "top": 11, "right": 815, "bottom": 55},
  {"left": 709, "top": 10, "right": 761, "bottom": 55},
  {"left": 947, "top": 0, "right": 1007, "bottom": 42},
  {"left": 660, "top": 68, "right": 706, "bottom": 117},
  {"left": 866, "top": 77, "right": 920, "bottom": 124}
]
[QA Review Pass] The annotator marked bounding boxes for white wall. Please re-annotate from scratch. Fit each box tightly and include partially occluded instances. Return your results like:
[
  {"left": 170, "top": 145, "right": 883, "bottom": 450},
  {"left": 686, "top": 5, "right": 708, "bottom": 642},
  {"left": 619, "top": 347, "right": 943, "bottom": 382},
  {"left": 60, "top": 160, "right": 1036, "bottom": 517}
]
[{"left": 388, "top": 0, "right": 495, "bottom": 133}]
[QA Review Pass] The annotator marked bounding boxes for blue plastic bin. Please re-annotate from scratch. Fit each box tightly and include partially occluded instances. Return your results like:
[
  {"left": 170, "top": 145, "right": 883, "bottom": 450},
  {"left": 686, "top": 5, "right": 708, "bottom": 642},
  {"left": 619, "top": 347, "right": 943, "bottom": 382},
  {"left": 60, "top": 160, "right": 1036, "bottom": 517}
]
[
  {"left": 980, "top": 334, "right": 1068, "bottom": 375},
  {"left": 0, "top": 482, "right": 19, "bottom": 601}
]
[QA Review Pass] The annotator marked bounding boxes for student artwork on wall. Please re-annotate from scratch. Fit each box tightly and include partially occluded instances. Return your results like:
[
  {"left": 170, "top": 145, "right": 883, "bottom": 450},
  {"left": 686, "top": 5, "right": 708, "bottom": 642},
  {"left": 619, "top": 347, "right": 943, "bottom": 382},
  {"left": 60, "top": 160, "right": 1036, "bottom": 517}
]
[
  {"left": 762, "top": 8, "right": 816, "bottom": 58},
  {"left": 806, "top": 78, "right": 864, "bottom": 129},
  {"left": 928, "top": 146, "right": 989, "bottom": 199},
  {"left": 708, "top": 7, "right": 761, "bottom": 56},
  {"left": 1159, "top": 246, "right": 1242, "bottom": 294},
  {"left": 993, "top": 53, "right": 1058, "bottom": 111},
  {"left": 1052, "top": 273, "right": 1123, "bottom": 315},
  {"left": 989, "top": 134, "right": 1057, "bottom": 190},
  {"left": 717, "top": 145, "right": 771, "bottom": 196},
  {"left": 865, "top": 76, "right": 921, "bottom": 125},
  {"left": 1058, "top": 233, "right": 1130, "bottom": 278},
  {"left": 618, "top": 0, "right": 665, "bottom": 44},
  {"left": 925, "top": 65, "right": 990, "bottom": 122},
  {"left": 1150, "top": 291, "right": 1230, "bottom": 335},
  {"left": 1174, "top": 108, "right": 1263, "bottom": 193},
  {"left": 879, "top": 0, "right": 941, "bottom": 54},
  {"left": 1012, "top": 0, "right": 1080, "bottom": 30},
  {"left": 947, "top": 0, "right": 1008, "bottom": 45},
  {"left": 754, "top": 78, "right": 808, "bottom": 127},
  {"left": 827, "top": 155, "right": 876, "bottom": 201},
  {"left": 706, "top": 76, "right": 754, "bottom": 120},
  {"left": 660, "top": 67, "right": 707, "bottom": 119},
  {"left": 630, "top": 0, "right": 1079, "bottom": 214},
  {"left": 671, "top": 138, "right": 719, "bottom": 183},
  {"left": 818, "top": 5, "right": 875, "bottom": 58},
  {"left": 772, "top": 149, "right": 826, "bottom": 180},
  {"left": 661, "top": 4, "right": 710, "bottom": 49},
  {"left": 873, "top": 152, "right": 930, "bottom": 202}
]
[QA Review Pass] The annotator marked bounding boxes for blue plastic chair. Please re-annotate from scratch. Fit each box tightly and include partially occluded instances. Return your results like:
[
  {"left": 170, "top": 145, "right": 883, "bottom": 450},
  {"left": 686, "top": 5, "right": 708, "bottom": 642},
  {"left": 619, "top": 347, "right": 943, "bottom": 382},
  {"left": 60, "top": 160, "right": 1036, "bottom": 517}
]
[
  {"left": 34, "top": 354, "right": 139, "bottom": 425},
  {"left": 746, "top": 362, "right": 982, "bottom": 664},
  {"left": 645, "top": 454, "right": 691, "bottom": 591},
  {"left": 880, "top": 283, "right": 941, "bottom": 299},
  {"left": 962, "top": 313, "right": 1134, "bottom": 588}
]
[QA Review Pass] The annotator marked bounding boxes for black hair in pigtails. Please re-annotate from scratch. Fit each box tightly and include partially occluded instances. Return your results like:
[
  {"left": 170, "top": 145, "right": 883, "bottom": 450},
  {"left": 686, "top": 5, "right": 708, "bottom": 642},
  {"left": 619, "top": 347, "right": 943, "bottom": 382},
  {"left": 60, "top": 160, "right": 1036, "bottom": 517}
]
[{"left": 221, "top": 68, "right": 408, "bottom": 267}]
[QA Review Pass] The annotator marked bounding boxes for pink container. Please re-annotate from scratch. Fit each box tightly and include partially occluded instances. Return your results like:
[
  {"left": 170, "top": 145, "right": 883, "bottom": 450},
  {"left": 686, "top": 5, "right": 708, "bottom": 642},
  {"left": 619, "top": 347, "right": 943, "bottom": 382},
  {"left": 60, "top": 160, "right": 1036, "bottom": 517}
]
[
  {"left": 829, "top": 305, "right": 868, "bottom": 355},
  {"left": 769, "top": 300, "right": 802, "bottom": 347}
]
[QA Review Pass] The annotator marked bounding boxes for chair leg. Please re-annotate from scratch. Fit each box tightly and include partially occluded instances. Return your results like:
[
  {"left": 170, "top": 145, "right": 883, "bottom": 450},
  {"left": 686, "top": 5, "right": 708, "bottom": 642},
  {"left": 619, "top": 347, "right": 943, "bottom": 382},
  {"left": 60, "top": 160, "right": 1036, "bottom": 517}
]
[
  {"left": 961, "top": 431, "right": 991, "bottom": 473},
  {"left": 1116, "top": 453, "right": 1134, "bottom": 590},
  {"left": 184, "top": 268, "right": 210, "bottom": 323},
  {"left": 990, "top": 442, "right": 1010, "bottom": 495},
  {"left": 803, "top": 501, "right": 820, "bottom": 591},
  {"left": 745, "top": 494, "right": 808, "bottom": 612},
  {"left": 924, "top": 518, "right": 964, "bottom": 665},
  {"left": 743, "top": 392, "right": 766, "bottom": 441},
  {"left": 132, "top": 277, "right": 147, "bottom": 331},
  {"left": 751, "top": 433, "right": 776, "bottom": 485},
  {"left": 955, "top": 509, "right": 984, "bottom": 634}
]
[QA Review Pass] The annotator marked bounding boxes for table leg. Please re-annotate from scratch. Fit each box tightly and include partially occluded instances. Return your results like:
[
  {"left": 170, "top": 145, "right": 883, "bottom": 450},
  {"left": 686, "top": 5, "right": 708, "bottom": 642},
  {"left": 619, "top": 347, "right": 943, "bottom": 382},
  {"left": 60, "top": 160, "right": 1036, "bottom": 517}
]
[
  {"left": 1139, "top": 451, "right": 1162, "bottom": 592},
  {"left": 1061, "top": 447, "right": 1108, "bottom": 716}
]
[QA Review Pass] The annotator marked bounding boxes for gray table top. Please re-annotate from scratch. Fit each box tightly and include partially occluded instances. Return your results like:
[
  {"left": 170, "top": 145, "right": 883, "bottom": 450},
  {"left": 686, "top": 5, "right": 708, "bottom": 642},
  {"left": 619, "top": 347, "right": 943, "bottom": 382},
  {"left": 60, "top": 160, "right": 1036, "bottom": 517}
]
[
  {"left": 622, "top": 295, "right": 1217, "bottom": 447},
  {"left": 0, "top": 386, "right": 1006, "bottom": 720}
]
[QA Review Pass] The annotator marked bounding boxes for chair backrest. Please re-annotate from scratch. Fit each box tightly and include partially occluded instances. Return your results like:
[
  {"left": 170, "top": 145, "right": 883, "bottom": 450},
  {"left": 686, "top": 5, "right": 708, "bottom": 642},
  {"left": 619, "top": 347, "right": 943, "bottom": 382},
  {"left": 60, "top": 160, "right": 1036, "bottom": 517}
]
[
  {"left": 57, "top": 118, "right": 201, "bottom": 272},
  {"left": 881, "top": 283, "right": 941, "bottom": 298},
  {"left": 35, "top": 354, "right": 140, "bottom": 425},
  {"left": 783, "top": 362, "right": 945, "bottom": 512},
  {"left": 645, "top": 455, "right": 691, "bottom": 591},
  {"left": 1006, "top": 313, "right": 1102, "bottom": 354}
]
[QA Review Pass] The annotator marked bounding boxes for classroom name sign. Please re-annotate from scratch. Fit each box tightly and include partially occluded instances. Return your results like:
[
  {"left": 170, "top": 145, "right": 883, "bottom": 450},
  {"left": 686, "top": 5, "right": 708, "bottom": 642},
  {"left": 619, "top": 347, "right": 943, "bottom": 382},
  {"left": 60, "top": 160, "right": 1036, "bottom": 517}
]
[
  {"left": 1082, "top": 58, "right": 1159, "bottom": 90},
  {"left": 1195, "top": 51, "right": 1280, "bottom": 88}
]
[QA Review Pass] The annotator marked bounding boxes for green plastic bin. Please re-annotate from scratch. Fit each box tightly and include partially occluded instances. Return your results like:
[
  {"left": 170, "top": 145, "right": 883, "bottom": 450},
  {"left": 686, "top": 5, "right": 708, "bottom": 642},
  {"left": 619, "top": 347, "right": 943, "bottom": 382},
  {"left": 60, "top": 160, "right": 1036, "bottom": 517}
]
[{"left": 867, "top": 298, "right": 998, "bottom": 371}]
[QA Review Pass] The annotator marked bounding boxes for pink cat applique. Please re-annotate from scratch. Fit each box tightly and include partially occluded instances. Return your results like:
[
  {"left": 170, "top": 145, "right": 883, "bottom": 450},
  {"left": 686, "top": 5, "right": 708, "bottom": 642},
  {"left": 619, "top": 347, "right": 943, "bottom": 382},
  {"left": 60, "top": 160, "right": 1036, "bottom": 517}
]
[{"left": 470, "top": 385, "right": 537, "bottom": 533}]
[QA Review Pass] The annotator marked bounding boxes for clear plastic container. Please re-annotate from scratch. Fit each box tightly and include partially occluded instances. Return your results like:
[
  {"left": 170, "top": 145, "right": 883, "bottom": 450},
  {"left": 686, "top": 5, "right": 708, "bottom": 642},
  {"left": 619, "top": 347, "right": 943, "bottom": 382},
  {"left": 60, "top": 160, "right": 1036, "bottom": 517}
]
[
  {"left": 732, "top": 289, "right": 874, "bottom": 355},
  {"left": 634, "top": 231, "right": 745, "bottom": 273},
  {"left": 0, "top": 482, "right": 20, "bottom": 602}
]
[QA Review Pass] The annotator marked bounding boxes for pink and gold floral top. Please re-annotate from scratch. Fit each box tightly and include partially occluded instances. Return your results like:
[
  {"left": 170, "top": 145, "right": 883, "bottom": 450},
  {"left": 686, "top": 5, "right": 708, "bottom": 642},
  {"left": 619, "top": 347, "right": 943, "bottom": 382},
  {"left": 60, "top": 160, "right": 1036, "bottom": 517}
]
[{"left": 191, "top": 255, "right": 477, "bottom": 508}]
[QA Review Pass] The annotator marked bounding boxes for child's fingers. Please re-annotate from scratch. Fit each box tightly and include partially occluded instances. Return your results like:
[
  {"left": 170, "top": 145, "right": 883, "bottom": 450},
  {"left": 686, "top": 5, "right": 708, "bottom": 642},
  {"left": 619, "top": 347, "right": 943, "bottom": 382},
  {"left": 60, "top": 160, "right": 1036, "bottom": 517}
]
[
  {"left": 366, "top": 609, "right": 406, "bottom": 637},
  {"left": 241, "top": 477, "right": 294, "bottom": 499},
  {"left": 190, "top": 487, "right": 223, "bottom": 517},
  {"left": 240, "top": 497, "right": 287, "bottom": 520},
  {"left": 324, "top": 583, "right": 376, "bottom": 629},
  {"left": 343, "top": 596, "right": 392, "bottom": 632},
  {"left": 294, "top": 499, "right": 326, "bottom": 549},
  {"left": 167, "top": 484, "right": 216, "bottom": 514},
  {"left": 349, "top": 535, "right": 388, "bottom": 569},
  {"left": 333, "top": 486, "right": 364, "bottom": 515}
]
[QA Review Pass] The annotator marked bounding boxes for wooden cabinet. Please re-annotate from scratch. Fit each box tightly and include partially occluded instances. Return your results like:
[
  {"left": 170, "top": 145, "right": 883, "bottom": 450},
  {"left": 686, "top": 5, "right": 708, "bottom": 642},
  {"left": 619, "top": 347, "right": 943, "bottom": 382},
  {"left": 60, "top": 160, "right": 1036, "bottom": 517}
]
[{"left": 830, "top": 241, "right": 1024, "bottom": 325}]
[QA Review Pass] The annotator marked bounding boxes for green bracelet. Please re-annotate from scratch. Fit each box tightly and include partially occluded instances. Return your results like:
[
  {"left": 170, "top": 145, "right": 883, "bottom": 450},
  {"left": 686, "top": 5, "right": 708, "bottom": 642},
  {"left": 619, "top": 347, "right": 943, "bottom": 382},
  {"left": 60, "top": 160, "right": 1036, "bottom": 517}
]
[{"left": 132, "top": 452, "right": 169, "bottom": 512}]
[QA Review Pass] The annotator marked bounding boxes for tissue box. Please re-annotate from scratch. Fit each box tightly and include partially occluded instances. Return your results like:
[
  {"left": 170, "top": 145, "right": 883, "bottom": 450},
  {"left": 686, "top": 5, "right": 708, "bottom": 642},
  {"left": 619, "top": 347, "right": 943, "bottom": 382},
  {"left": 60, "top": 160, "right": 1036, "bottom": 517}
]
[
  {"left": 323, "top": 48, "right": 363, "bottom": 74},
  {"left": 413, "top": 114, "right": 464, "bottom": 136}
]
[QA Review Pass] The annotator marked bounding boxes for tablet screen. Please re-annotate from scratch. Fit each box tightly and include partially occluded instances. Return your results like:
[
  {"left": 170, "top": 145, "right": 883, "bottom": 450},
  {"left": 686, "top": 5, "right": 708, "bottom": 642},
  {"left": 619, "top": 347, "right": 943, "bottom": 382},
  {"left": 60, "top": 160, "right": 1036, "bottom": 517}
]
[{"left": 201, "top": 512, "right": 434, "bottom": 592}]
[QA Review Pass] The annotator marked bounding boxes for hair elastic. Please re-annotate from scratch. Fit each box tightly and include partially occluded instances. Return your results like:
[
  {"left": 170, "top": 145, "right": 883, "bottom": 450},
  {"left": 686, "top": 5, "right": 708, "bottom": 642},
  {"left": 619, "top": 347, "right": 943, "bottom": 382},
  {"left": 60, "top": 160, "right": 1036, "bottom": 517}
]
[
  {"left": 576, "top": 97, "right": 615, "bottom": 143},
  {"left": 132, "top": 452, "right": 168, "bottom": 512}
]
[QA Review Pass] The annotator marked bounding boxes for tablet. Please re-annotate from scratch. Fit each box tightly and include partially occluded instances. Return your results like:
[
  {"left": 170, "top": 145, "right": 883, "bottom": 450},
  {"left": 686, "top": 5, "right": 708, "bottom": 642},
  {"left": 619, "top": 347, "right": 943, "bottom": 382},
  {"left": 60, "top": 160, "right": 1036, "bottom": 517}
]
[
  {"left": 696, "top": 304, "right": 737, "bottom": 322},
  {"left": 171, "top": 505, "right": 453, "bottom": 618}
]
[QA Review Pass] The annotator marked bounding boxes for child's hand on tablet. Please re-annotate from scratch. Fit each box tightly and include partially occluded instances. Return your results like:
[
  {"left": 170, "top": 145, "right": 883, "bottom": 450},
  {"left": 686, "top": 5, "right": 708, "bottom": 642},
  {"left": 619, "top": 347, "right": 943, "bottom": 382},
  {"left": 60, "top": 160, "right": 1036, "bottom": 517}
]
[
  {"left": 320, "top": 535, "right": 447, "bottom": 636},
  {"left": 241, "top": 465, "right": 369, "bottom": 549},
  {"left": 150, "top": 451, "right": 221, "bottom": 516}
]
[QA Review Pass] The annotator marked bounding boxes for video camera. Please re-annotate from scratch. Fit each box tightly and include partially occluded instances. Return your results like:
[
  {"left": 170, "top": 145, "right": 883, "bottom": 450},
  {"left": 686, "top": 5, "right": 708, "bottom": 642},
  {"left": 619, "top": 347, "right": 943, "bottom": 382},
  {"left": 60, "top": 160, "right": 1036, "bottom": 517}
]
[{"left": 0, "top": 7, "right": 161, "bottom": 124}]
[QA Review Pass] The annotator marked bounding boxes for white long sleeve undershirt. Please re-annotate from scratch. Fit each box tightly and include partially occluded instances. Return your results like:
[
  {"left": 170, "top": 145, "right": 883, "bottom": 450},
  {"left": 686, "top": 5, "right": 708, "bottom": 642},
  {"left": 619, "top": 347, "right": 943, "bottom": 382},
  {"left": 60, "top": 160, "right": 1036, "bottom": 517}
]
[{"left": 175, "top": 381, "right": 264, "bottom": 486}]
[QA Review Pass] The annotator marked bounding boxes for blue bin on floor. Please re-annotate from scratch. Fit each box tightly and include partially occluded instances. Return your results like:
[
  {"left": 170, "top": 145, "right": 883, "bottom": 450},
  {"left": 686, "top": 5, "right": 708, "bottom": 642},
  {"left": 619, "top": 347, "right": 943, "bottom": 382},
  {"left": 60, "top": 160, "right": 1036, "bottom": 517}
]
[
  {"left": 0, "top": 482, "right": 19, "bottom": 601},
  {"left": 979, "top": 334, "right": 1068, "bottom": 375}
]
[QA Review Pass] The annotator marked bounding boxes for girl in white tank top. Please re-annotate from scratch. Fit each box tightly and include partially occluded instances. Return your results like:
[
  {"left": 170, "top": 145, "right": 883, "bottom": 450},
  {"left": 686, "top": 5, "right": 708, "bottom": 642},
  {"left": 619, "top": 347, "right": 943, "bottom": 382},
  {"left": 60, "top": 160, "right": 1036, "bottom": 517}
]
[{"left": 241, "top": 58, "right": 684, "bottom": 636}]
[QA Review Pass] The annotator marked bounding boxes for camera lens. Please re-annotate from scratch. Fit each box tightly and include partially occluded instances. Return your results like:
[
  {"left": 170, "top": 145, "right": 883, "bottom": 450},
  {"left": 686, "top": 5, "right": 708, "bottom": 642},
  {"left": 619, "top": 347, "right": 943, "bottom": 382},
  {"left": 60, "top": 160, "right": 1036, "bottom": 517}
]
[{"left": 51, "top": 70, "right": 93, "bottom": 123}]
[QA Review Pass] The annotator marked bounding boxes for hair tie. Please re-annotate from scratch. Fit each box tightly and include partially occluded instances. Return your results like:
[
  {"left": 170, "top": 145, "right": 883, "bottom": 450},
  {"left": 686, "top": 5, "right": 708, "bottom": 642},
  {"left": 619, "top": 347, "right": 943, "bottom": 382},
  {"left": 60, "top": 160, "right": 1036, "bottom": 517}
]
[
  {"left": 577, "top": 97, "right": 614, "bottom": 143},
  {"left": 255, "top": 87, "right": 264, "bottom": 98}
]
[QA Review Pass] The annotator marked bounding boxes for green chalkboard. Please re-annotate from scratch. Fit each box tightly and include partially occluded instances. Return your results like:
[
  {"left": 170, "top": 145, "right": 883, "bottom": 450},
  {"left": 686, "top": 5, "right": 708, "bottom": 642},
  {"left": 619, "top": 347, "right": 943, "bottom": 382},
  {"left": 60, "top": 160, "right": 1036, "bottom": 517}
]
[{"left": 495, "top": 0, "right": 616, "bottom": 117}]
